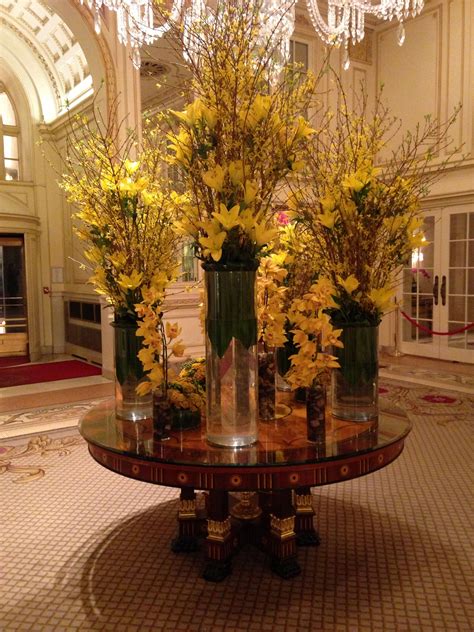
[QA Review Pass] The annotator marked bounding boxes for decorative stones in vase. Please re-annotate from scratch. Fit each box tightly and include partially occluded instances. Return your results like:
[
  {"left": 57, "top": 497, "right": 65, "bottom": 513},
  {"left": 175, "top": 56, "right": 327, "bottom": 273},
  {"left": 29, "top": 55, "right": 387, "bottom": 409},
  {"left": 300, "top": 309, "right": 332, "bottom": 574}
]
[
  {"left": 152, "top": 388, "right": 172, "bottom": 441},
  {"left": 258, "top": 348, "right": 276, "bottom": 421},
  {"left": 306, "top": 381, "right": 326, "bottom": 442}
]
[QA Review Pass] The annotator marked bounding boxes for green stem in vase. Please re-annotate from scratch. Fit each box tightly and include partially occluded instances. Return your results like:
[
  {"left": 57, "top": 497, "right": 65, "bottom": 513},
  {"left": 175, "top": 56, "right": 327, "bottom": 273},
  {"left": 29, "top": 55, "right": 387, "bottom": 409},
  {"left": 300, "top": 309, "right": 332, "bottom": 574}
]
[{"left": 204, "top": 263, "right": 258, "bottom": 359}]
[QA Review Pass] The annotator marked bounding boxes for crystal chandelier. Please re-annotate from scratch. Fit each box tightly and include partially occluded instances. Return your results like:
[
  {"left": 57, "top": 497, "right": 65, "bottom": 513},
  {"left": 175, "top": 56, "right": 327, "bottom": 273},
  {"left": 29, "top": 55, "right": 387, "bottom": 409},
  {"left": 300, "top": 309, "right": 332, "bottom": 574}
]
[
  {"left": 78, "top": 0, "right": 182, "bottom": 67},
  {"left": 79, "top": 0, "right": 424, "bottom": 70}
]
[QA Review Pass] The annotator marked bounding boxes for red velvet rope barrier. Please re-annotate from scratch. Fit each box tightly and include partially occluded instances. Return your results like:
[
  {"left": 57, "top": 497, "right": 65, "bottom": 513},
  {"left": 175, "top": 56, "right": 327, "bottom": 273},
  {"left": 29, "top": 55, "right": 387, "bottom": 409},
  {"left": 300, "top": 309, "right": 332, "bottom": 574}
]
[{"left": 400, "top": 310, "right": 474, "bottom": 336}]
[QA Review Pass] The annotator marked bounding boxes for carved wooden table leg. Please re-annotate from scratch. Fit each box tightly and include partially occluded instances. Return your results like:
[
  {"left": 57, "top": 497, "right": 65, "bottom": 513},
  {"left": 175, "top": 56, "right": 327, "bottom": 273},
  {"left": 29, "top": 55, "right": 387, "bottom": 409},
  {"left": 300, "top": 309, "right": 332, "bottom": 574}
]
[
  {"left": 171, "top": 487, "right": 200, "bottom": 552},
  {"left": 203, "top": 490, "right": 233, "bottom": 582},
  {"left": 269, "top": 489, "right": 301, "bottom": 579},
  {"left": 294, "top": 486, "right": 321, "bottom": 546}
]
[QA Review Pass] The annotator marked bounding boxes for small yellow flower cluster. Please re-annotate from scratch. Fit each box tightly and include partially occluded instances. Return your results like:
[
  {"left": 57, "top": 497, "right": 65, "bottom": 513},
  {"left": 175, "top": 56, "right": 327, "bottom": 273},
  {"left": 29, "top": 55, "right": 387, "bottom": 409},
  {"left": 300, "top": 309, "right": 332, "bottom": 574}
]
[
  {"left": 168, "top": 358, "right": 206, "bottom": 413},
  {"left": 257, "top": 255, "right": 288, "bottom": 349},
  {"left": 166, "top": 3, "right": 315, "bottom": 267},
  {"left": 285, "top": 278, "right": 343, "bottom": 390}
]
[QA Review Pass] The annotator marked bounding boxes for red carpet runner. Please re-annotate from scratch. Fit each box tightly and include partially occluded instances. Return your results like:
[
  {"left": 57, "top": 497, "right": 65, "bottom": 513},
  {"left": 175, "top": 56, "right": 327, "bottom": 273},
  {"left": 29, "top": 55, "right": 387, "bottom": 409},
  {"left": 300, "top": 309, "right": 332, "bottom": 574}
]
[
  {"left": 0, "top": 356, "right": 29, "bottom": 368},
  {"left": 0, "top": 360, "right": 102, "bottom": 388}
]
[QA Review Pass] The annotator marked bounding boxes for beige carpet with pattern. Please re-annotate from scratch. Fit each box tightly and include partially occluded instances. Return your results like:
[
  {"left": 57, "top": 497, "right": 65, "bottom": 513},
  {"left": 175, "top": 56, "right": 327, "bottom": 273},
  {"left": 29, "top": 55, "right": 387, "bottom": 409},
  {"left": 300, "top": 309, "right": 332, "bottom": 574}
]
[{"left": 1, "top": 381, "right": 473, "bottom": 631}]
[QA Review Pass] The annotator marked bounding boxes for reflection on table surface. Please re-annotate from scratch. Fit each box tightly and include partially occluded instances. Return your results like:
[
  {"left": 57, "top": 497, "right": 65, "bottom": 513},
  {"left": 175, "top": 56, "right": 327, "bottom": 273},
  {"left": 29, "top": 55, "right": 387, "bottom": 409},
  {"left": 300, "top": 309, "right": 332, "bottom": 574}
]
[{"left": 79, "top": 397, "right": 411, "bottom": 468}]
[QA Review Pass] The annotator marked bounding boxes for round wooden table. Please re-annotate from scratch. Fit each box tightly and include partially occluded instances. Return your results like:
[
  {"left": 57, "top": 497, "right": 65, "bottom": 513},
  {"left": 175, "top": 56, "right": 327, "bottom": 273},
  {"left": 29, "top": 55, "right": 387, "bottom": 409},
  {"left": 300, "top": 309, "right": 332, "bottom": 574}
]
[{"left": 79, "top": 398, "right": 411, "bottom": 581}]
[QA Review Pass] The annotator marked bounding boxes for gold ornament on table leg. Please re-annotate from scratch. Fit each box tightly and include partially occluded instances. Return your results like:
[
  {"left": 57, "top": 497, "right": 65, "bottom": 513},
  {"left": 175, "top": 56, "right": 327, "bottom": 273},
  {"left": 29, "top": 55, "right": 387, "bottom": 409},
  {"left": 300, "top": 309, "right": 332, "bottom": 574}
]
[
  {"left": 206, "top": 517, "right": 232, "bottom": 542},
  {"left": 270, "top": 514, "right": 296, "bottom": 540},
  {"left": 230, "top": 492, "right": 262, "bottom": 521}
]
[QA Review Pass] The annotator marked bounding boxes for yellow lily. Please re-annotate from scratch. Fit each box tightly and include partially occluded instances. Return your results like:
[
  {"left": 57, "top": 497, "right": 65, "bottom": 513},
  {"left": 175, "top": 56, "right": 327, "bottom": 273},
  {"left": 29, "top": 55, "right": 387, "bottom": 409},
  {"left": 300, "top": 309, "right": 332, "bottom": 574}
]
[
  {"left": 293, "top": 116, "right": 316, "bottom": 140},
  {"left": 117, "top": 270, "right": 143, "bottom": 290},
  {"left": 213, "top": 203, "right": 241, "bottom": 231},
  {"left": 170, "top": 99, "right": 204, "bottom": 127},
  {"left": 109, "top": 252, "right": 127, "bottom": 270},
  {"left": 239, "top": 209, "right": 255, "bottom": 232},
  {"left": 369, "top": 286, "right": 395, "bottom": 313},
  {"left": 318, "top": 210, "right": 337, "bottom": 229},
  {"left": 342, "top": 172, "right": 366, "bottom": 193},
  {"left": 244, "top": 180, "right": 259, "bottom": 206},
  {"left": 253, "top": 221, "right": 278, "bottom": 247},
  {"left": 337, "top": 274, "right": 359, "bottom": 295},
  {"left": 229, "top": 160, "right": 245, "bottom": 185},
  {"left": 320, "top": 194, "right": 336, "bottom": 214},
  {"left": 199, "top": 231, "right": 227, "bottom": 261},
  {"left": 174, "top": 218, "right": 199, "bottom": 238},
  {"left": 202, "top": 165, "right": 226, "bottom": 192},
  {"left": 243, "top": 94, "right": 272, "bottom": 128}
]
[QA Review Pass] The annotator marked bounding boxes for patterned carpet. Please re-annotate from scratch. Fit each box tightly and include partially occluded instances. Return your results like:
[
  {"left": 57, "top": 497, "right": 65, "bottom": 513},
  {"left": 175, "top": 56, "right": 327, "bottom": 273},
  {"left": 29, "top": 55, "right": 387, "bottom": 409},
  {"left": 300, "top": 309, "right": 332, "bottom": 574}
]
[
  {"left": 0, "top": 398, "right": 110, "bottom": 440},
  {"left": 1, "top": 382, "right": 473, "bottom": 631}
]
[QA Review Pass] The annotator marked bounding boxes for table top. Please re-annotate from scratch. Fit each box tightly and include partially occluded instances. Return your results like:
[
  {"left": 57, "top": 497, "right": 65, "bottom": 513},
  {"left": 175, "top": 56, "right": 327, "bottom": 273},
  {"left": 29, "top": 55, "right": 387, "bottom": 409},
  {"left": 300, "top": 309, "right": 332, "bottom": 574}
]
[{"left": 79, "top": 398, "right": 411, "bottom": 490}]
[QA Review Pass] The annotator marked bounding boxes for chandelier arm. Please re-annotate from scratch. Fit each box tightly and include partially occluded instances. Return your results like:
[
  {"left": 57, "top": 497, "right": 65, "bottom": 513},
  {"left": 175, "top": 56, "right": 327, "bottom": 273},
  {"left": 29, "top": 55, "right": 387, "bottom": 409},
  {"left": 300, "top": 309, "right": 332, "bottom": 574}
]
[{"left": 306, "top": 0, "right": 351, "bottom": 45}]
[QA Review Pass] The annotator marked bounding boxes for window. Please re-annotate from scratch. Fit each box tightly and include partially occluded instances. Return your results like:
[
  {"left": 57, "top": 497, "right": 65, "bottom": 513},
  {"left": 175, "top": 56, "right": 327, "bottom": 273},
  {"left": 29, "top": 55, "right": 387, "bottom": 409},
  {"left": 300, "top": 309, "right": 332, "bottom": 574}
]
[
  {"left": 289, "top": 40, "right": 309, "bottom": 71},
  {"left": 181, "top": 240, "right": 199, "bottom": 283},
  {"left": 0, "top": 87, "right": 20, "bottom": 181}
]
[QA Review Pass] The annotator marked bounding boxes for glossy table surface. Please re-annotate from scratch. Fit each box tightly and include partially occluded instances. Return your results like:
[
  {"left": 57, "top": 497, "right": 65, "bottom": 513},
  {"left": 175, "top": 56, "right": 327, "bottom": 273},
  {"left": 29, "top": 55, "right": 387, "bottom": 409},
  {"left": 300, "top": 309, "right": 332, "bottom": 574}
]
[{"left": 79, "top": 398, "right": 411, "bottom": 470}]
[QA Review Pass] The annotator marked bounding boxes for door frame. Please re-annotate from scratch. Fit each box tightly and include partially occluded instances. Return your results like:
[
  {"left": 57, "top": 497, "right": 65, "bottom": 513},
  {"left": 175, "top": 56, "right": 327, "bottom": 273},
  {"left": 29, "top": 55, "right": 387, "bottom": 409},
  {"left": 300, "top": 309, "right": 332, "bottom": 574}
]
[{"left": 398, "top": 204, "right": 473, "bottom": 364}]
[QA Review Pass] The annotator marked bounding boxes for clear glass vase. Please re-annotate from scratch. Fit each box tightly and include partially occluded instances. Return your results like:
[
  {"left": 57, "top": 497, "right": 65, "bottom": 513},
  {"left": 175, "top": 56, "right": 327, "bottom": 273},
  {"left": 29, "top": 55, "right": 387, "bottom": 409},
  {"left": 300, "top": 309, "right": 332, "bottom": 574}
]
[
  {"left": 331, "top": 323, "right": 379, "bottom": 421},
  {"left": 113, "top": 318, "right": 152, "bottom": 421},
  {"left": 204, "top": 266, "right": 258, "bottom": 447},
  {"left": 258, "top": 348, "right": 276, "bottom": 421}
]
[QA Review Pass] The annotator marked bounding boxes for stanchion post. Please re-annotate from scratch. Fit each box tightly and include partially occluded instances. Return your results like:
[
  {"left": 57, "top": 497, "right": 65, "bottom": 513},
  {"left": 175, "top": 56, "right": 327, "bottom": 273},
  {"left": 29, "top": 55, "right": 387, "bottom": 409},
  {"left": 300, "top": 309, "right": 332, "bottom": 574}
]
[{"left": 389, "top": 300, "right": 405, "bottom": 358}]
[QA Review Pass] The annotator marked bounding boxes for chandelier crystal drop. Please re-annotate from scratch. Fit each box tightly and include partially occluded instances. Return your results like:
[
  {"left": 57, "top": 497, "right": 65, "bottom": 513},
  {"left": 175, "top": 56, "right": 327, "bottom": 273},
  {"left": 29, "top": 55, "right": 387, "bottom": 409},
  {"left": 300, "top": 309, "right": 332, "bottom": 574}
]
[{"left": 78, "top": 0, "right": 424, "bottom": 70}]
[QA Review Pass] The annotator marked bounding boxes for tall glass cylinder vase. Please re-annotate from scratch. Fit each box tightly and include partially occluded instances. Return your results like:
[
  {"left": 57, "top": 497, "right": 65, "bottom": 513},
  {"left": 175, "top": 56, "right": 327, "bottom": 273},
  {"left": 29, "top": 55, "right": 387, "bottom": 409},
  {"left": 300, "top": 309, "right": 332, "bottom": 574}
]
[
  {"left": 331, "top": 323, "right": 379, "bottom": 421},
  {"left": 204, "top": 264, "right": 258, "bottom": 447},
  {"left": 113, "top": 318, "right": 152, "bottom": 422}
]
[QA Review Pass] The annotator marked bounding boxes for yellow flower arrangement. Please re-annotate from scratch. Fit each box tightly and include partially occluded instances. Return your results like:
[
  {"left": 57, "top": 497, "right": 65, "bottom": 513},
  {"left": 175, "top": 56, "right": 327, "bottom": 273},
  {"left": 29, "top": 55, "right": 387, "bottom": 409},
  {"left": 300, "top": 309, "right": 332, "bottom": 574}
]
[
  {"left": 290, "top": 80, "right": 461, "bottom": 324},
  {"left": 257, "top": 255, "right": 288, "bottom": 351},
  {"left": 58, "top": 103, "right": 180, "bottom": 322},
  {"left": 135, "top": 289, "right": 205, "bottom": 411},
  {"left": 285, "top": 278, "right": 343, "bottom": 390},
  {"left": 164, "top": 1, "right": 316, "bottom": 269}
]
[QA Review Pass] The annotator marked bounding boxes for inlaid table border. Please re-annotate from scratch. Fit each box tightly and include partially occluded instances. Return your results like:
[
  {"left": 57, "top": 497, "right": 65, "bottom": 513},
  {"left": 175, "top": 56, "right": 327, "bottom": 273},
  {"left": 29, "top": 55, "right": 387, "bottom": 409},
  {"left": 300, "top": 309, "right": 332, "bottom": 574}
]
[{"left": 87, "top": 439, "right": 405, "bottom": 491}]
